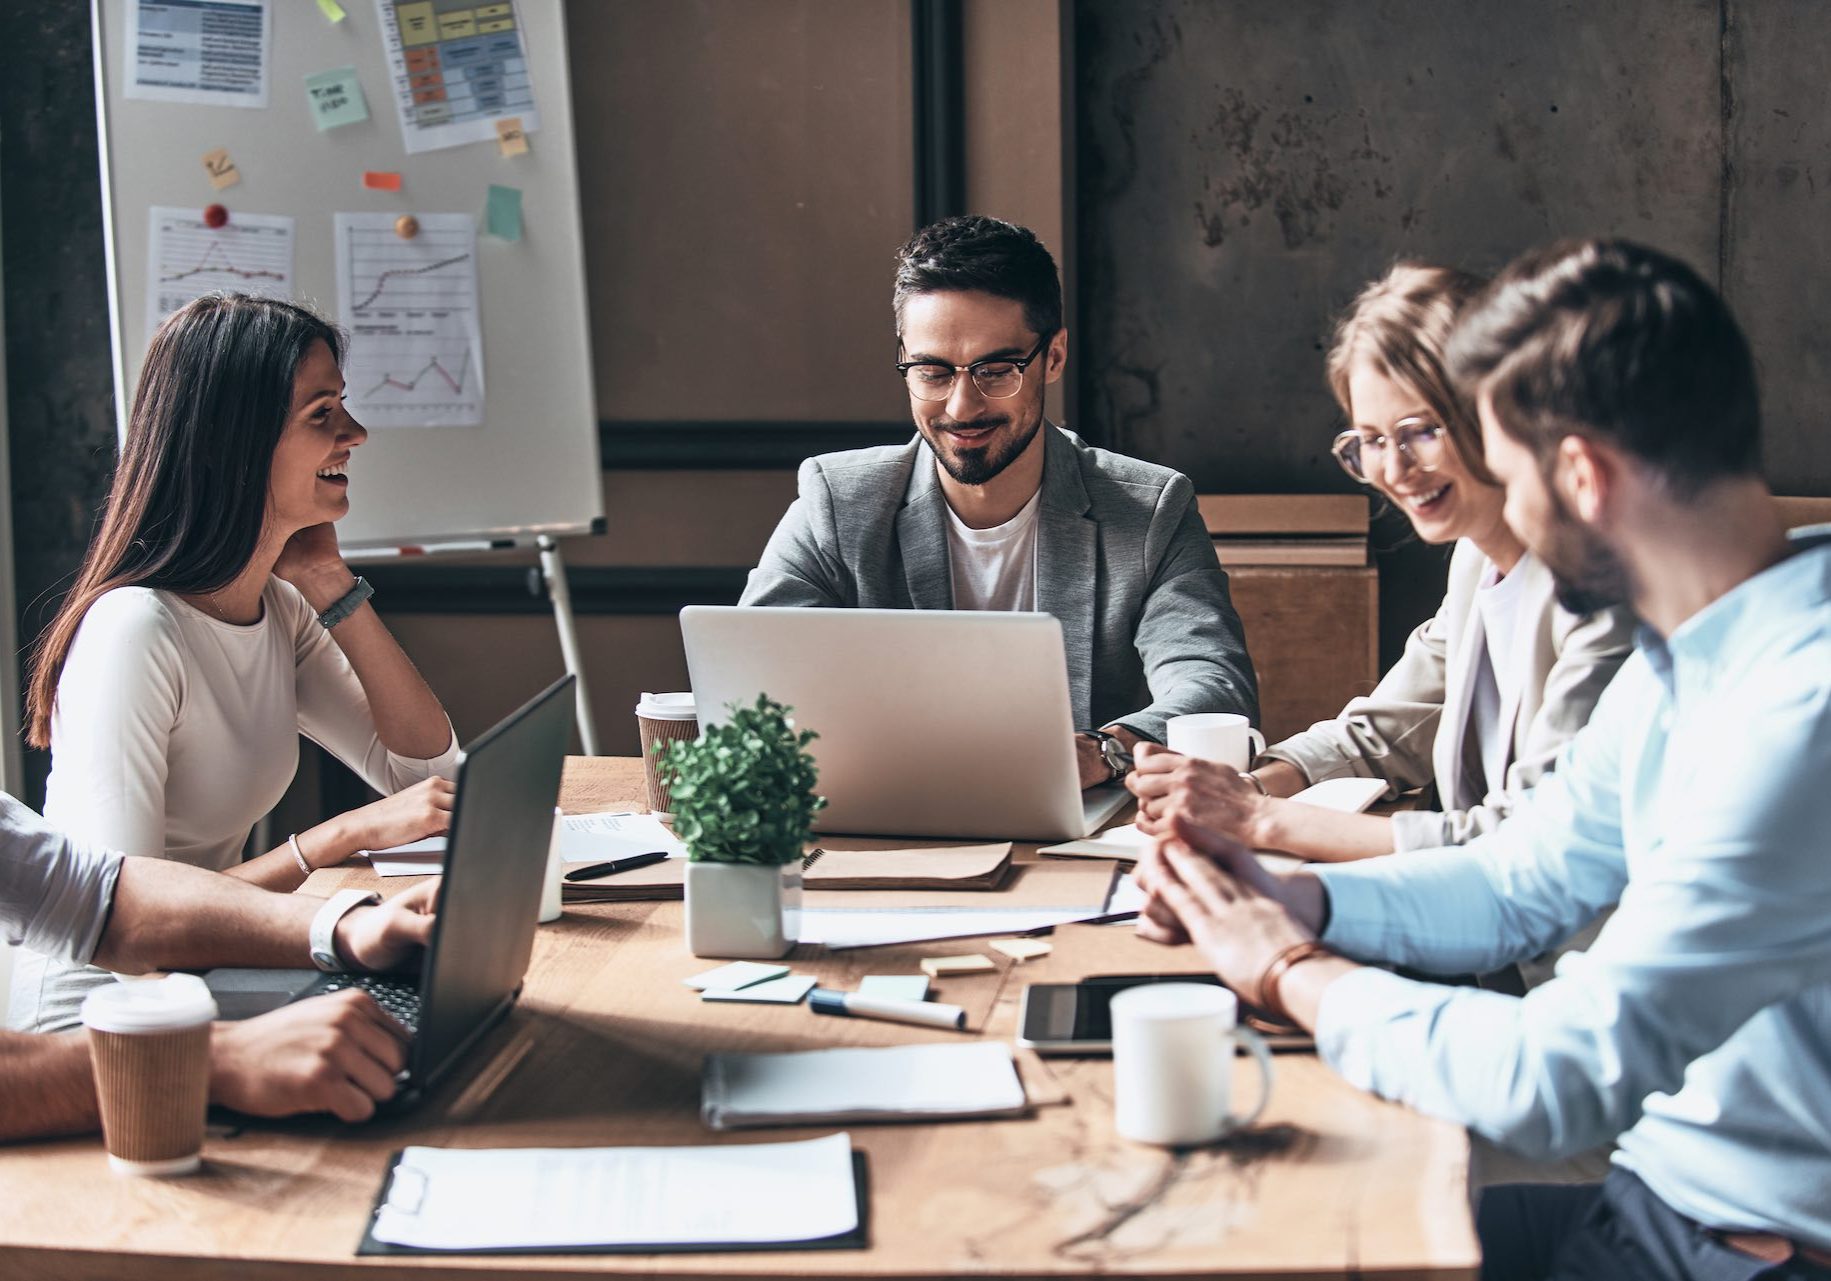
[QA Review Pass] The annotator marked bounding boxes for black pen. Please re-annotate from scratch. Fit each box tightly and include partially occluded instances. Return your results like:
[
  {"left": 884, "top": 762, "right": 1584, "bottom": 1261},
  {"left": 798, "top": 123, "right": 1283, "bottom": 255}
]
[{"left": 564, "top": 850, "right": 671, "bottom": 882}]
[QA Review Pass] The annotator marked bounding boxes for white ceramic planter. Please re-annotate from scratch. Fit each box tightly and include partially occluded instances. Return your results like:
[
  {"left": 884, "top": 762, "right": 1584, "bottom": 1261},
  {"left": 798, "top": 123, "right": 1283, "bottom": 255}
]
[{"left": 684, "top": 861, "right": 802, "bottom": 959}]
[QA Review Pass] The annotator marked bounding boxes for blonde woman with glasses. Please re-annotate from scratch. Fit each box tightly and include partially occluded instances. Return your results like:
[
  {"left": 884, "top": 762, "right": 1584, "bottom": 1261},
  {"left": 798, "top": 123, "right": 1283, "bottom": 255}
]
[{"left": 1130, "top": 264, "right": 1635, "bottom": 871}]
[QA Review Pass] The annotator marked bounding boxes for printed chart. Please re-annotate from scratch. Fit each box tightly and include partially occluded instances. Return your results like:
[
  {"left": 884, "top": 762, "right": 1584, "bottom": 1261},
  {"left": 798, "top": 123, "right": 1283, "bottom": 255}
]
[
  {"left": 125, "top": 0, "right": 269, "bottom": 108},
  {"left": 376, "top": 0, "right": 541, "bottom": 153},
  {"left": 335, "top": 212, "right": 485, "bottom": 427},
  {"left": 145, "top": 207, "right": 295, "bottom": 335}
]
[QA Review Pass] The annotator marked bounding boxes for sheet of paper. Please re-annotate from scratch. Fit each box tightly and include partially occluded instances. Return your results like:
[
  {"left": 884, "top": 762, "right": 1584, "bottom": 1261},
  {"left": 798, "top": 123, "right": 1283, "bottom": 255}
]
[
  {"left": 558, "top": 812, "right": 685, "bottom": 862},
  {"left": 684, "top": 961, "right": 787, "bottom": 992},
  {"left": 370, "top": 1132, "right": 857, "bottom": 1251},
  {"left": 335, "top": 211, "right": 484, "bottom": 427},
  {"left": 305, "top": 65, "right": 371, "bottom": 130},
  {"left": 702, "top": 1044, "right": 1025, "bottom": 1130},
  {"left": 145, "top": 207, "right": 294, "bottom": 337},
  {"left": 126, "top": 0, "right": 270, "bottom": 108},
  {"left": 374, "top": 0, "right": 542, "bottom": 155},
  {"left": 1038, "top": 822, "right": 1151, "bottom": 860},
  {"left": 701, "top": 974, "right": 816, "bottom": 1005},
  {"left": 485, "top": 183, "right": 522, "bottom": 240},
  {"left": 797, "top": 905, "right": 1108, "bottom": 950},
  {"left": 317, "top": 0, "right": 347, "bottom": 20},
  {"left": 362, "top": 170, "right": 404, "bottom": 191},
  {"left": 366, "top": 836, "right": 446, "bottom": 877},
  {"left": 1290, "top": 776, "right": 1390, "bottom": 813}
]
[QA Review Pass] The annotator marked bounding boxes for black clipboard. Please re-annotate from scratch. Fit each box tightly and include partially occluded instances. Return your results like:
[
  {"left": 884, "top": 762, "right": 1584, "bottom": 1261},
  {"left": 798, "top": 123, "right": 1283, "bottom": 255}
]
[{"left": 356, "top": 1148, "right": 871, "bottom": 1256}]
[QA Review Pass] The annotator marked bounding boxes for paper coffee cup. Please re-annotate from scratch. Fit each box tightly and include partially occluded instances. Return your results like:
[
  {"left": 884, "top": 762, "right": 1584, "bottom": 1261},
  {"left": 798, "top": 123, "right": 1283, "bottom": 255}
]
[
  {"left": 81, "top": 974, "right": 217, "bottom": 1176},
  {"left": 636, "top": 692, "right": 698, "bottom": 819}
]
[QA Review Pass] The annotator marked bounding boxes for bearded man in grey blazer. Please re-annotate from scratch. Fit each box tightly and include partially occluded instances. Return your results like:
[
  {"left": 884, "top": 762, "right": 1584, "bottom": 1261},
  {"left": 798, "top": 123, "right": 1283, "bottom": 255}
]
[{"left": 741, "top": 215, "right": 1257, "bottom": 789}]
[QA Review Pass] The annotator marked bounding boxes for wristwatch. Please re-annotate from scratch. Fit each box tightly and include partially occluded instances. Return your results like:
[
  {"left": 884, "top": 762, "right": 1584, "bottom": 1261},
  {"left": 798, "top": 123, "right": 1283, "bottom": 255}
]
[
  {"left": 316, "top": 575, "right": 374, "bottom": 630},
  {"left": 309, "top": 888, "right": 382, "bottom": 972},
  {"left": 1084, "top": 729, "right": 1134, "bottom": 782}
]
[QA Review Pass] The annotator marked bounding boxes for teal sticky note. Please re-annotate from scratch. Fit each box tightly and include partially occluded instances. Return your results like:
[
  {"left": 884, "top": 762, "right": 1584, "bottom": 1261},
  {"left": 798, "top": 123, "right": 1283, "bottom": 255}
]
[
  {"left": 305, "top": 66, "right": 369, "bottom": 131},
  {"left": 486, "top": 184, "right": 523, "bottom": 242}
]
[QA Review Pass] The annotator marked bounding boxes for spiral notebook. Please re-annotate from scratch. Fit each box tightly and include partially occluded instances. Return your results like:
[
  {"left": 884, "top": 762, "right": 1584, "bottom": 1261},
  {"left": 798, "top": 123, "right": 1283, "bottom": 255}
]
[{"left": 562, "top": 841, "right": 1014, "bottom": 902}]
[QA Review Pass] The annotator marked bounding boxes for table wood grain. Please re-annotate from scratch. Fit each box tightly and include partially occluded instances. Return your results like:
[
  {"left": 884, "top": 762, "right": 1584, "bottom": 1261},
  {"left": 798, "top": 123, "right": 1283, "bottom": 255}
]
[{"left": 0, "top": 757, "right": 1477, "bottom": 1279}]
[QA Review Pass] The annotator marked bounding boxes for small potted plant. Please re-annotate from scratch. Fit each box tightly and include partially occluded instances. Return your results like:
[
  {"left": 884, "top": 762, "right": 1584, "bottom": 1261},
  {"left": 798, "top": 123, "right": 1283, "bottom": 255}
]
[{"left": 659, "top": 694, "right": 825, "bottom": 958}]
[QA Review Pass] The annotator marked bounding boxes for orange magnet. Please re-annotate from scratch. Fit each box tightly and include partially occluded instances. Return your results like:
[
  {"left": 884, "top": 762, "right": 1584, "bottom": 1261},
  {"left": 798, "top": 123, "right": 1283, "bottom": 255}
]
[{"left": 394, "top": 214, "right": 420, "bottom": 239}]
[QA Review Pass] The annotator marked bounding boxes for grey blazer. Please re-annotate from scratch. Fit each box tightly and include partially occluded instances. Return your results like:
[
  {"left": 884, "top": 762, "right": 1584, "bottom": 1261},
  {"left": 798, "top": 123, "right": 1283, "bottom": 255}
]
[
  {"left": 1261, "top": 538, "right": 1637, "bottom": 850},
  {"left": 740, "top": 426, "right": 1257, "bottom": 743}
]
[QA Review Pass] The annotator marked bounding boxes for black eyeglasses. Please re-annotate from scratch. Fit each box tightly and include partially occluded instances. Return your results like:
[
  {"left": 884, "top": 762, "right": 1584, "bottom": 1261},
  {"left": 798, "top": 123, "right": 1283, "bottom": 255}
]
[{"left": 895, "top": 333, "right": 1053, "bottom": 402}]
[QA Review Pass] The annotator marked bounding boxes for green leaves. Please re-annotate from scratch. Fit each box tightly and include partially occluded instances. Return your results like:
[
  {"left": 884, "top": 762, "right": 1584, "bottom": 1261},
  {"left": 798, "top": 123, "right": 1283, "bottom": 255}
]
[{"left": 659, "top": 694, "right": 827, "bottom": 867}]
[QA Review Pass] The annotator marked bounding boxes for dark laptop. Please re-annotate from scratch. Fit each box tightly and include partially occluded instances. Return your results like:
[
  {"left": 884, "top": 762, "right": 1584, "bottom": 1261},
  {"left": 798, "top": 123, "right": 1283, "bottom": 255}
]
[{"left": 206, "top": 674, "right": 575, "bottom": 1109}]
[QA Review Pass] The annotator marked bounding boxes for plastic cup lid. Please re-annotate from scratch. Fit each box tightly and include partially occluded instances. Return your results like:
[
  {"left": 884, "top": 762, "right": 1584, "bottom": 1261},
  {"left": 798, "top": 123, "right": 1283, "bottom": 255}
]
[
  {"left": 635, "top": 691, "right": 697, "bottom": 719},
  {"left": 81, "top": 973, "right": 218, "bottom": 1034}
]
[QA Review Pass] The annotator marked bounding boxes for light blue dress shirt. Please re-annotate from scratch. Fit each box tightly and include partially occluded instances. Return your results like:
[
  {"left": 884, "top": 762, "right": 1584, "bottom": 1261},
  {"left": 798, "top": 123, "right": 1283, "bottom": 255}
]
[{"left": 1313, "top": 529, "right": 1831, "bottom": 1246}]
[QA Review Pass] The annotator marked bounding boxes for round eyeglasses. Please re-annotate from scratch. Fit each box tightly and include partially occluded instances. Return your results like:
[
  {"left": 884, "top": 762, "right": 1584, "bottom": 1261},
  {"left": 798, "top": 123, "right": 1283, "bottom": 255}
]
[
  {"left": 895, "top": 332, "right": 1053, "bottom": 402},
  {"left": 1331, "top": 418, "right": 1449, "bottom": 483}
]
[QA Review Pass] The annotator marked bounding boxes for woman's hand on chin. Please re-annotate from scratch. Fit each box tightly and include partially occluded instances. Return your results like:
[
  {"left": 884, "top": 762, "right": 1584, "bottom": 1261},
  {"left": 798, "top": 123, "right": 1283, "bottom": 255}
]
[{"left": 274, "top": 523, "right": 356, "bottom": 609}]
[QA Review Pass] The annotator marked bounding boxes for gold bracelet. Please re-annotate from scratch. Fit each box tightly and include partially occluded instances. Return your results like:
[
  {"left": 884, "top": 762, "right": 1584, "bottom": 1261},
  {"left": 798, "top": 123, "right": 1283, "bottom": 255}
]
[{"left": 1256, "top": 939, "right": 1334, "bottom": 1023}]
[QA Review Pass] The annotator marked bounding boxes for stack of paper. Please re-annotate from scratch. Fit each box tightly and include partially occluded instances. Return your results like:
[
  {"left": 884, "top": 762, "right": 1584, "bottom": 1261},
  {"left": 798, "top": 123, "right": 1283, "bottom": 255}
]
[{"left": 363, "top": 1132, "right": 861, "bottom": 1253}]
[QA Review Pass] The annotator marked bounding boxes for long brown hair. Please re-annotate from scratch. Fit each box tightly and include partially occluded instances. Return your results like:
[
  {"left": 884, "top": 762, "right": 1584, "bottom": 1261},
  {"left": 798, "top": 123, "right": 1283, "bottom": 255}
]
[
  {"left": 25, "top": 294, "right": 342, "bottom": 747},
  {"left": 1326, "top": 263, "right": 1493, "bottom": 485}
]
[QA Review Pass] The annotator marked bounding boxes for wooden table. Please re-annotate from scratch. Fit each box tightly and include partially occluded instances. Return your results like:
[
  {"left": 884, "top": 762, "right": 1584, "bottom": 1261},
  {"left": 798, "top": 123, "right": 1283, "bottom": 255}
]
[{"left": 0, "top": 758, "right": 1477, "bottom": 1279}]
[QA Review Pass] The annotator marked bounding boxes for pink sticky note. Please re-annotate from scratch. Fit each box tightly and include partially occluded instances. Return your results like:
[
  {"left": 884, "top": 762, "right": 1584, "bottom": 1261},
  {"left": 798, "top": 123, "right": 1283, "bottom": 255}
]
[{"left": 362, "top": 170, "right": 403, "bottom": 192}]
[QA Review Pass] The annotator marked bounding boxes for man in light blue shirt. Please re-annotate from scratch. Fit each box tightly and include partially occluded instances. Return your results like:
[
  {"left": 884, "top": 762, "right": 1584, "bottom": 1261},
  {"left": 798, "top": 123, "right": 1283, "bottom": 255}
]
[{"left": 1129, "top": 240, "right": 1831, "bottom": 1279}]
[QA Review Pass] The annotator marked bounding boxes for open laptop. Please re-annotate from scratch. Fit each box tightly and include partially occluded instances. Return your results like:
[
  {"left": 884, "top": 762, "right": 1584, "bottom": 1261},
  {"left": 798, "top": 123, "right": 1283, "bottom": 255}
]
[
  {"left": 205, "top": 673, "right": 576, "bottom": 1110},
  {"left": 679, "top": 606, "right": 1132, "bottom": 841}
]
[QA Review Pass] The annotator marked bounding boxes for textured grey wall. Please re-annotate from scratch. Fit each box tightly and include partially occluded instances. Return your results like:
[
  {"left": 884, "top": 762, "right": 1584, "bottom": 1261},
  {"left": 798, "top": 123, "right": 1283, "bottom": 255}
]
[
  {"left": 1073, "top": 0, "right": 1831, "bottom": 660},
  {"left": 1, "top": 5, "right": 116, "bottom": 805}
]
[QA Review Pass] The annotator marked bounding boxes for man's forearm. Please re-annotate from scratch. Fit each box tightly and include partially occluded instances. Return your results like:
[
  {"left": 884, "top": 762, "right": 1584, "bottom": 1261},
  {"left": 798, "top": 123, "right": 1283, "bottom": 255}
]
[
  {"left": 90, "top": 858, "right": 319, "bottom": 974},
  {"left": 0, "top": 1032, "right": 99, "bottom": 1141}
]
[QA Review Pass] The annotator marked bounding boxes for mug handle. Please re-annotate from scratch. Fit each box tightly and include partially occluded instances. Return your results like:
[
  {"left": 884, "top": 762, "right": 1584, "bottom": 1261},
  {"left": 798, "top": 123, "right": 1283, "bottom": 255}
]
[
  {"left": 1246, "top": 727, "right": 1266, "bottom": 763},
  {"left": 1225, "top": 1025, "right": 1275, "bottom": 1131}
]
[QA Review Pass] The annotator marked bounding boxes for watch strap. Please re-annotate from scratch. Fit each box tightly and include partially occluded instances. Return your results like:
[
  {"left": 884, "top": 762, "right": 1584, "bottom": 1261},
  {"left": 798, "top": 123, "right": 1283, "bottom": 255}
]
[
  {"left": 309, "top": 888, "right": 382, "bottom": 972},
  {"left": 316, "top": 575, "right": 373, "bottom": 630}
]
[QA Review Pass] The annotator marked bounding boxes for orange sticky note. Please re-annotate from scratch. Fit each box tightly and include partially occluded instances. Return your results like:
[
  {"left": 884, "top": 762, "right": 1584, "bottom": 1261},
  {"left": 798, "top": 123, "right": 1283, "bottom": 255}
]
[
  {"left": 495, "top": 116, "right": 528, "bottom": 157},
  {"left": 201, "top": 147, "right": 240, "bottom": 190},
  {"left": 363, "top": 170, "right": 403, "bottom": 192}
]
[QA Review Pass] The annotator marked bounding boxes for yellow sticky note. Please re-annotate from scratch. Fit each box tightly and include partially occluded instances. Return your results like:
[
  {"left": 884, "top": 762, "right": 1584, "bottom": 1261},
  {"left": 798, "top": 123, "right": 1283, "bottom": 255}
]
[
  {"left": 921, "top": 954, "right": 996, "bottom": 977},
  {"left": 201, "top": 147, "right": 240, "bottom": 190},
  {"left": 990, "top": 938, "right": 1053, "bottom": 963},
  {"left": 315, "top": 0, "right": 347, "bottom": 21},
  {"left": 495, "top": 116, "right": 528, "bottom": 157}
]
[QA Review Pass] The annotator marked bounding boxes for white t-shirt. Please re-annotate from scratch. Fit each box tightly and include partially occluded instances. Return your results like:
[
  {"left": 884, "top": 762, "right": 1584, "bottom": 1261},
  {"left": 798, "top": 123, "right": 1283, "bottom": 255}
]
[
  {"left": 9, "top": 579, "right": 458, "bottom": 1031},
  {"left": 1467, "top": 555, "right": 1536, "bottom": 796},
  {"left": 944, "top": 491, "right": 1041, "bottom": 612}
]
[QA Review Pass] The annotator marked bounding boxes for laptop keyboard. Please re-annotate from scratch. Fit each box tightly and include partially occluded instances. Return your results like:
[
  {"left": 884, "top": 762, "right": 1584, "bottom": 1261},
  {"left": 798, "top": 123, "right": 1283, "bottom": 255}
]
[{"left": 318, "top": 974, "right": 423, "bottom": 1037}]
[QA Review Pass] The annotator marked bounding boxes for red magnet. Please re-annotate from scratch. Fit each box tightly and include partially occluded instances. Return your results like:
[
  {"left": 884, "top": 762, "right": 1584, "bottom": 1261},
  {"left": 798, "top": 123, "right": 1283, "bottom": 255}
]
[{"left": 203, "top": 204, "right": 229, "bottom": 229}]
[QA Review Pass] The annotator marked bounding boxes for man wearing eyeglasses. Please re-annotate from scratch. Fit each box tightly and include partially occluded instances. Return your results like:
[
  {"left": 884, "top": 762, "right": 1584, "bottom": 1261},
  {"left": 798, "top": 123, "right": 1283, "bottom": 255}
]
[{"left": 742, "top": 215, "right": 1256, "bottom": 786}]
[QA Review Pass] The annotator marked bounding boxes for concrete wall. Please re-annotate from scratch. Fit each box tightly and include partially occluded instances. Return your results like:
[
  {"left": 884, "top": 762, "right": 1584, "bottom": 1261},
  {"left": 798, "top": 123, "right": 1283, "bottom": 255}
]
[{"left": 1071, "top": 0, "right": 1831, "bottom": 660}]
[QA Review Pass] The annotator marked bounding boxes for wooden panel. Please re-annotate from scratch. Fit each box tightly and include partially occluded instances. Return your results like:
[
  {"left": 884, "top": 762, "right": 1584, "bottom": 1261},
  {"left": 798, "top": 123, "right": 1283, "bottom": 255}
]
[
  {"left": 0, "top": 758, "right": 1477, "bottom": 1280},
  {"left": 1229, "top": 566, "right": 1379, "bottom": 742},
  {"left": 1199, "top": 493, "right": 1369, "bottom": 537}
]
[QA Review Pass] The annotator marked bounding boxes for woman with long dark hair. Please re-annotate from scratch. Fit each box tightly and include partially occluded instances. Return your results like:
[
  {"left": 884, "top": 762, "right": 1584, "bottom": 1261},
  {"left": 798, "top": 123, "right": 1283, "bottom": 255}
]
[{"left": 12, "top": 293, "right": 458, "bottom": 1031}]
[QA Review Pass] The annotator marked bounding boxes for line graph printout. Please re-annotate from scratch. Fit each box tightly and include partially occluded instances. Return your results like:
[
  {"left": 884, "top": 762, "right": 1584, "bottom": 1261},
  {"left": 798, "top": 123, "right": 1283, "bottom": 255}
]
[
  {"left": 335, "top": 212, "right": 485, "bottom": 427},
  {"left": 375, "top": 0, "right": 541, "bottom": 154},
  {"left": 145, "top": 207, "right": 295, "bottom": 334}
]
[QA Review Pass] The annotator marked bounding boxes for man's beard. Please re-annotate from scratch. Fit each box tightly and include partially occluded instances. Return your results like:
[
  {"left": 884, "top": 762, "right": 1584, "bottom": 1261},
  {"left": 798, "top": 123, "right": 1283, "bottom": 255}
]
[
  {"left": 924, "top": 405, "right": 1043, "bottom": 486},
  {"left": 1539, "top": 486, "right": 1633, "bottom": 615}
]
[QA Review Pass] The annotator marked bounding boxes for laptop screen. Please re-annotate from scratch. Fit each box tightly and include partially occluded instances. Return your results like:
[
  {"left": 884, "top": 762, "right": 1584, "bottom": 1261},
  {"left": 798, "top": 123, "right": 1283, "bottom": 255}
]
[{"left": 410, "top": 675, "right": 575, "bottom": 1087}]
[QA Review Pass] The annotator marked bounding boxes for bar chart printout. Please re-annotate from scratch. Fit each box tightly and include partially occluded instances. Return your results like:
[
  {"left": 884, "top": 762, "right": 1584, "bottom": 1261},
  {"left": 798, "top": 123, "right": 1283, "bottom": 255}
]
[
  {"left": 145, "top": 207, "right": 296, "bottom": 335},
  {"left": 334, "top": 212, "right": 486, "bottom": 428},
  {"left": 376, "top": 0, "right": 541, "bottom": 154}
]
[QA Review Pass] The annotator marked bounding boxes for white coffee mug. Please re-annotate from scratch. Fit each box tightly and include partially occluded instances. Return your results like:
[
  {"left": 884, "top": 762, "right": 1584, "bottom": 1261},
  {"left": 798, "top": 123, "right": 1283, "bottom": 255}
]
[
  {"left": 1166, "top": 712, "right": 1266, "bottom": 771},
  {"left": 1111, "top": 982, "right": 1274, "bottom": 1147}
]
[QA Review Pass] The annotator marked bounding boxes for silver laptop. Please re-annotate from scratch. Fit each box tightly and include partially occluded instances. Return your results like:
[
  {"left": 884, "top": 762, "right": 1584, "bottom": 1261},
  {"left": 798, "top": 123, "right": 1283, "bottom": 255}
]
[{"left": 679, "top": 606, "right": 1131, "bottom": 841}]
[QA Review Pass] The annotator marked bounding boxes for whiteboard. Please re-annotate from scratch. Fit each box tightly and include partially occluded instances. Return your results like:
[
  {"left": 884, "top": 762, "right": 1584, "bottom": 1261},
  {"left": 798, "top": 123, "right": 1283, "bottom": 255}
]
[{"left": 91, "top": 0, "right": 602, "bottom": 551}]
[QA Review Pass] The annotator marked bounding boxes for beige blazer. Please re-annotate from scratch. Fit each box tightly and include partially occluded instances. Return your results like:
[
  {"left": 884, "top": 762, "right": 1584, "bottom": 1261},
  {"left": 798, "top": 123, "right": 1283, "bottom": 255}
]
[{"left": 1262, "top": 539, "right": 1637, "bottom": 851}]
